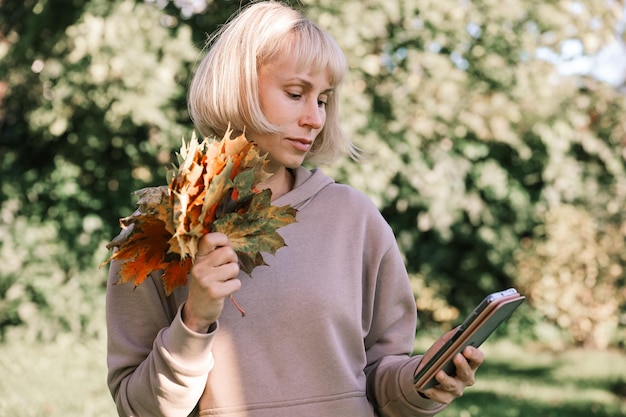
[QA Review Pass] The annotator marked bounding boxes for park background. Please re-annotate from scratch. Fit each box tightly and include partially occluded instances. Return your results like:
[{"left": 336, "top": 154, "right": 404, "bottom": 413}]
[{"left": 1, "top": 0, "right": 625, "bottom": 415}]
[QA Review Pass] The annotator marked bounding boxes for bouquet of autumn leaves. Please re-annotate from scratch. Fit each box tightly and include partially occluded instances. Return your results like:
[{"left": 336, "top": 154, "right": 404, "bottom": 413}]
[{"left": 101, "top": 129, "right": 297, "bottom": 316}]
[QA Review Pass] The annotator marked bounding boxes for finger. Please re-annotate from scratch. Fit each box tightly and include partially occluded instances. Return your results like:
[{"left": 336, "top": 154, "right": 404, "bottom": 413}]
[
  {"left": 436, "top": 370, "right": 456, "bottom": 389},
  {"left": 202, "top": 272, "right": 241, "bottom": 294},
  {"left": 462, "top": 346, "right": 485, "bottom": 370},
  {"left": 211, "top": 246, "right": 239, "bottom": 267},
  {"left": 419, "top": 368, "right": 464, "bottom": 402},
  {"left": 197, "top": 233, "right": 230, "bottom": 257},
  {"left": 223, "top": 275, "right": 242, "bottom": 293},
  {"left": 435, "top": 371, "right": 464, "bottom": 396},
  {"left": 191, "top": 263, "right": 240, "bottom": 297},
  {"left": 215, "top": 258, "right": 241, "bottom": 281},
  {"left": 452, "top": 353, "right": 476, "bottom": 386},
  {"left": 193, "top": 249, "right": 240, "bottom": 280}
]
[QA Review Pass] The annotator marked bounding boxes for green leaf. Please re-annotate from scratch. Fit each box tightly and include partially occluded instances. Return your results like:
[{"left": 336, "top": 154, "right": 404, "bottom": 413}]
[{"left": 212, "top": 189, "right": 297, "bottom": 274}]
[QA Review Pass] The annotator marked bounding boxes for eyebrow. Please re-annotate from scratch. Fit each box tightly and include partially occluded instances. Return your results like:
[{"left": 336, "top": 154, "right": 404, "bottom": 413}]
[{"left": 289, "top": 77, "right": 334, "bottom": 95}]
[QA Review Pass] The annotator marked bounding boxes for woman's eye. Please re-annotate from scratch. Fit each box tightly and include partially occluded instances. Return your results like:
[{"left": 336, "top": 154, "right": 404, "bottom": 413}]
[{"left": 288, "top": 92, "right": 302, "bottom": 99}]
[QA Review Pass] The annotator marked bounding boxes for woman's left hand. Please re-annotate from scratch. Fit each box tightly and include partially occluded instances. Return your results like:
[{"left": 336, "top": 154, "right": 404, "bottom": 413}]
[{"left": 415, "top": 330, "right": 485, "bottom": 404}]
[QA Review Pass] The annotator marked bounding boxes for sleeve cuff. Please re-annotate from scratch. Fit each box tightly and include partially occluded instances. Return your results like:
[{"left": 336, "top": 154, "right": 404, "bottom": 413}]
[
  {"left": 399, "top": 356, "right": 447, "bottom": 412},
  {"left": 158, "top": 303, "right": 218, "bottom": 372}
]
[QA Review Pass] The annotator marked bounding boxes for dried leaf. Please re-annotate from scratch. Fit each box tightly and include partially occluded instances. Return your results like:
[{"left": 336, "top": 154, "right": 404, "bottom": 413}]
[
  {"left": 102, "top": 128, "right": 297, "bottom": 309},
  {"left": 212, "top": 189, "right": 298, "bottom": 274}
]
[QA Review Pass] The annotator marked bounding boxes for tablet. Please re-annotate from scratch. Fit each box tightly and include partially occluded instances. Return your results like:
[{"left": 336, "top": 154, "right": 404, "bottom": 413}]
[{"left": 413, "top": 288, "right": 525, "bottom": 391}]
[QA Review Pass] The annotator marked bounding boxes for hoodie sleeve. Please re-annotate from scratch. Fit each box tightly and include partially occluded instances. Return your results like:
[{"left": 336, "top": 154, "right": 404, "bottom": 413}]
[
  {"left": 361, "top": 214, "right": 446, "bottom": 417},
  {"left": 106, "top": 260, "right": 215, "bottom": 417},
  {"left": 367, "top": 354, "right": 446, "bottom": 416}
]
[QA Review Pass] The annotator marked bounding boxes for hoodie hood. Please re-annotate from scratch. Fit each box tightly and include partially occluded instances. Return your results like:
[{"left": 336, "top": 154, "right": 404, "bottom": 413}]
[{"left": 272, "top": 167, "right": 334, "bottom": 210}]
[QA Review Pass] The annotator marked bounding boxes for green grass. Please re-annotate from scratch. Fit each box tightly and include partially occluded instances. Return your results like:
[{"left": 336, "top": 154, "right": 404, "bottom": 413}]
[
  {"left": 435, "top": 340, "right": 626, "bottom": 417},
  {"left": 0, "top": 335, "right": 113, "bottom": 417},
  {"left": 1, "top": 335, "right": 624, "bottom": 416}
]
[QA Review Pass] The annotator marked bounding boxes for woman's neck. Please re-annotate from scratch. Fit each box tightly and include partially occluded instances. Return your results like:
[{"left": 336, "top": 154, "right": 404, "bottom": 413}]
[{"left": 259, "top": 166, "right": 295, "bottom": 201}]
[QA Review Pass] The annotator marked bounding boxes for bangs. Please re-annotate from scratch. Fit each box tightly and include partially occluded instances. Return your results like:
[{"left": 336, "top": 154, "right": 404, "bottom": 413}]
[
  {"left": 261, "top": 22, "right": 347, "bottom": 86},
  {"left": 294, "top": 24, "right": 347, "bottom": 85}
]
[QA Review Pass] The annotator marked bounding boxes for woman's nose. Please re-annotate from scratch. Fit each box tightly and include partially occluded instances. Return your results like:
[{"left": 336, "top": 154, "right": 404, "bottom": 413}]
[{"left": 299, "top": 99, "right": 324, "bottom": 129}]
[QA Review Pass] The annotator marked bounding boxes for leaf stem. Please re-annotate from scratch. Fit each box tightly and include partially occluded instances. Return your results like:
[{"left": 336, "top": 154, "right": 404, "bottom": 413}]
[{"left": 229, "top": 294, "right": 246, "bottom": 317}]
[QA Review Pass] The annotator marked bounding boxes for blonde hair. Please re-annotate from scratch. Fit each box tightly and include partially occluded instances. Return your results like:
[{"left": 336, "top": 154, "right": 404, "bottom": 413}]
[{"left": 188, "top": 1, "right": 358, "bottom": 165}]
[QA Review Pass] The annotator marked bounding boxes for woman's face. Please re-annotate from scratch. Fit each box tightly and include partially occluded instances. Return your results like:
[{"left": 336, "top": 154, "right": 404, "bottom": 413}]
[{"left": 253, "top": 53, "right": 333, "bottom": 170}]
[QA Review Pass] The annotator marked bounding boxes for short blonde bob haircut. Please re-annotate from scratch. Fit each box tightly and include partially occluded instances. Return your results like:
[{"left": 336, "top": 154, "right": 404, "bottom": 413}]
[{"left": 188, "top": 1, "right": 358, "bottom": 165}]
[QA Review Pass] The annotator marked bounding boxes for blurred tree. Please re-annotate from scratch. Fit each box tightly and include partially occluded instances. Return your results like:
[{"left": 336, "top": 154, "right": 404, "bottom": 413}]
[
  {"left": 310, "top": 0, "right": 625, "bottom": 345},
  {"left": 0, "top": 0, "right": 224, "bottom": 340},
  {"left": 1, "top": 0, "right": 624, "bottom": 348}
]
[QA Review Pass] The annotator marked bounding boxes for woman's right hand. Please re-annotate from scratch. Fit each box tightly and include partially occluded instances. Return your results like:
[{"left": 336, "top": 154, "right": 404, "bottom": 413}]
[{"left": 182, "top": 233, "right": 241, "bottom": 333}]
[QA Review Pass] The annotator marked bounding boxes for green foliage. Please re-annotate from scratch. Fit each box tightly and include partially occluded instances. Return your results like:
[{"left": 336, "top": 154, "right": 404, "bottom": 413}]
[
  {"left": 314, "top": 0, "right": 626, "bottom": 346},
  {"left": 3, "top": 0, "right": 197, "bottom": 224},
  {"left": 0, "top": 199, "right": 108, "bottom": 341},
  {"left": 1, "top": 0, "right": 625, "bottom": 349},
  {"left": 0, "top": 0, "right": 208, "bottom": 340}
]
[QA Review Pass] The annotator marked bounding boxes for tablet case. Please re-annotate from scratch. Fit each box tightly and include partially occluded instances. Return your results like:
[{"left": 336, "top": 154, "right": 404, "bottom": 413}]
[{"left": 413, "top": 289, "right": 525, "bottom": 391}]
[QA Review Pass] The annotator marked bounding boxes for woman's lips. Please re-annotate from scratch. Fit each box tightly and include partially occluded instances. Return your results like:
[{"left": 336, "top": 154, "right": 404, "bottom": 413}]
[{"left": 287, "top": 138, "right": 312, "bottom": 152}]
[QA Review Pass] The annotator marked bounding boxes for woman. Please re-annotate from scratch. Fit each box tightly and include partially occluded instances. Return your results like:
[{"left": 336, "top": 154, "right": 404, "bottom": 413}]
[{"left": 106, "top": 2, "right": 483, "bottom": 416}]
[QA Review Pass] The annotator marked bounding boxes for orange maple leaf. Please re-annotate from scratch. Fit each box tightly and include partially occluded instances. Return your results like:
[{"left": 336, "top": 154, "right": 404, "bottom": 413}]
[{"left": 101, "top": 128, "right": 297, "bottom": 315}]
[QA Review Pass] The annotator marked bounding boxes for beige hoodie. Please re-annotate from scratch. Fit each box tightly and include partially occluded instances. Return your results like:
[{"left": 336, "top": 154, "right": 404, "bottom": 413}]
[{"left": 106, "top": 167, "right": 446, "bottom": 417}]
